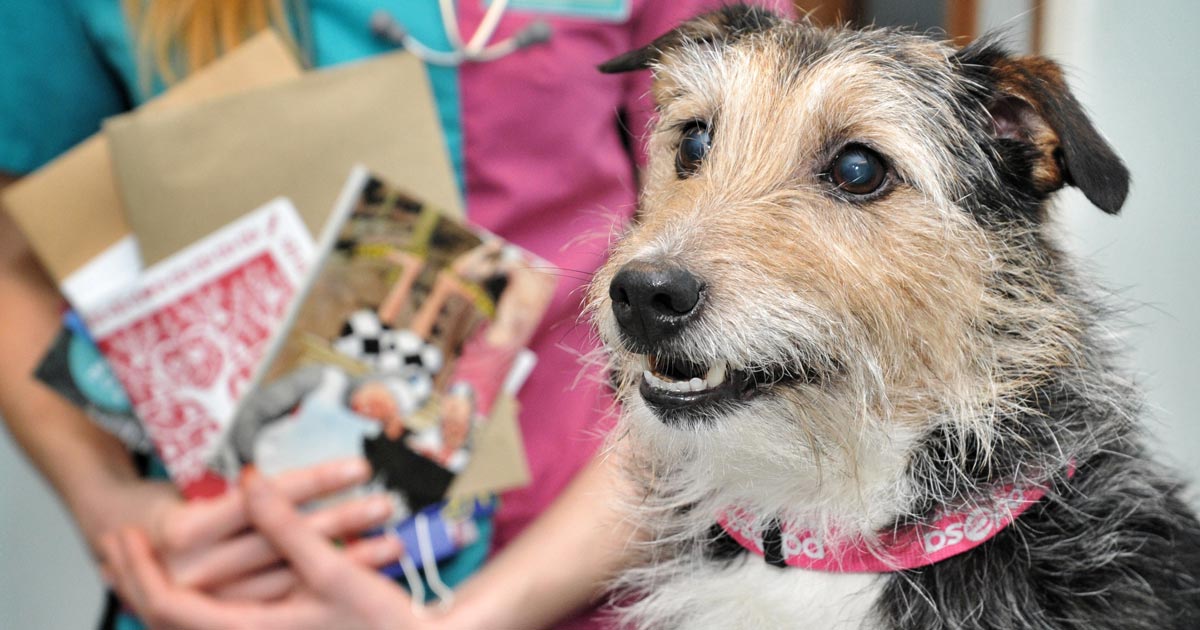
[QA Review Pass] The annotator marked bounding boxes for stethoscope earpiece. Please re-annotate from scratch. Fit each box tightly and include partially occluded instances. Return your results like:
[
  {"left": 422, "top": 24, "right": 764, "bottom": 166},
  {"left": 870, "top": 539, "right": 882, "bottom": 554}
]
[
  {"left": 512, "top": 20, "right": 552, "bottom": 49},
  {"left": 369, "top": 10, "right": 409, "bottom": 44},
  {"left": 370, "top": 1, "right": 552, "bottom": 67}
]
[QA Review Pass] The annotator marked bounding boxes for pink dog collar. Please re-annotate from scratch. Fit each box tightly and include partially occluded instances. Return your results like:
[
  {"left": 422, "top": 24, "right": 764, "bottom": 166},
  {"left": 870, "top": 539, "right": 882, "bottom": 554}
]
[{"left": 716, "top": 468, "right": 1073, "bottom": 573}]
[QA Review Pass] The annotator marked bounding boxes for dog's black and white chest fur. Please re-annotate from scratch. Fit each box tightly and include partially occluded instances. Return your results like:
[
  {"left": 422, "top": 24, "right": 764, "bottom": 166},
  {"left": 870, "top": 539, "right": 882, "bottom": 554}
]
[{"left": 590, "top": 7, "right": 1200, "bottom": 629}]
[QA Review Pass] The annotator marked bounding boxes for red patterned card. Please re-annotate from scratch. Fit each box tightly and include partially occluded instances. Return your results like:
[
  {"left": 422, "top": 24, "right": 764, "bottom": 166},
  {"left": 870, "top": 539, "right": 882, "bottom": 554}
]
[{"left": 86, "top": 199, "right": 313, "bottom": 498}]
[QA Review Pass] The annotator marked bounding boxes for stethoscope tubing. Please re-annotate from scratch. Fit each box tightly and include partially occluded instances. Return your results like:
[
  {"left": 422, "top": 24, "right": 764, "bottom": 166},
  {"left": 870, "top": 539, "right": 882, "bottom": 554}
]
[{"left": 371, "top": 0, "right": 550, "bottom": 66}]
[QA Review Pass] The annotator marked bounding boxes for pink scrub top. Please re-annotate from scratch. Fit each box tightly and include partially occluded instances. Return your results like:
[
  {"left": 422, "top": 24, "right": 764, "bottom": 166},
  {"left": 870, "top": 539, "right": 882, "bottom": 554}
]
[{"left": 452, "top": 0, "right": 792, "bottom": 557}]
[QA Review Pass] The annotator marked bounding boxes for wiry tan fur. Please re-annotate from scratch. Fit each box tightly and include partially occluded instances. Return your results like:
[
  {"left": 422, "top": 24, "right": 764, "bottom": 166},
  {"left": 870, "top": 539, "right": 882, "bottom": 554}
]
[
  {"left": 591, "top": 21, "right": 1076, "bottom": 541},
  {"left": 582, "top": 10, "right": 1194, "bottom": 630}
]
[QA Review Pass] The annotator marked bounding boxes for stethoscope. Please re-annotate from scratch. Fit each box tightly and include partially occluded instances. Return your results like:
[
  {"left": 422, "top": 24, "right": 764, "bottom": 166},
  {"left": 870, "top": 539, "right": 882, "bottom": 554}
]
[{"left": 370, "top": 0, "right": 552, "bottom": 66}]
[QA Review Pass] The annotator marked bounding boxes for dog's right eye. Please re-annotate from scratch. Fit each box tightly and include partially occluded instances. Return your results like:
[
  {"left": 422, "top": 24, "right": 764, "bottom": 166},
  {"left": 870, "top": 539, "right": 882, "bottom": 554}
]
[
  {"left": 827, "top": 145, "right": 888, "bottom": 197},
  {"left": 676, "top": 122, "right": 712, "bottom": 178}
]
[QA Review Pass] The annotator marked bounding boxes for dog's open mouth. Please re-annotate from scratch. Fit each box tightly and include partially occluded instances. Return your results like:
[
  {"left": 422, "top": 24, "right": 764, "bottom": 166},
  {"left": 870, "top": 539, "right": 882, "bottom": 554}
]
[{"left": 638, "top": 354, "right": 792, "bottom": 420}]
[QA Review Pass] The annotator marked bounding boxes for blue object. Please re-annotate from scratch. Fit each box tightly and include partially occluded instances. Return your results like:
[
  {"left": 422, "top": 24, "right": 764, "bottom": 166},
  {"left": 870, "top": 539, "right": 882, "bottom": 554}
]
[
  {"left": 382, "top": 496, "right": 498, "bottom": 574},
  {"left": 379, "top": 496, "right": 498, "bottom": 603},
  {"left": 67, "top": 330, "right": 133, "bottom": 414}
]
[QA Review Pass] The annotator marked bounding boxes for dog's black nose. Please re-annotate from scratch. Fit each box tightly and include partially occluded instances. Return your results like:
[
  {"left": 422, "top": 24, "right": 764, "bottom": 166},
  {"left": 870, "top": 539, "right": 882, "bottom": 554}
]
[{"left": 609, "top": 262, "right": 704, "bottom": 348}]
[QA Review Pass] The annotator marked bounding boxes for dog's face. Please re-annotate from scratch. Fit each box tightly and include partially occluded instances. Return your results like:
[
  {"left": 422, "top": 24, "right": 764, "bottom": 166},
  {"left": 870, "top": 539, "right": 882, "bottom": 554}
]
[{"left": 590, "top": 8, "right": 1127, "bottom": 501}]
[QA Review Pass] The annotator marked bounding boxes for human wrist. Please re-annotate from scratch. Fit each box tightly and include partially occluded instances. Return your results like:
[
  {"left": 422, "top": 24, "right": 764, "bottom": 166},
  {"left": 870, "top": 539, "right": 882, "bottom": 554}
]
[
  {"left": 429, "top": 561, "right": 542, "bottom": 630},
  {"left": 69, "top": 476, "right": 132, "bottom": 549},
  {"left": 425, "top": 596, "right": 501, "bottom": 630},
  {"left": 70, "top": 472, "right": 171, "bottom": 554}
]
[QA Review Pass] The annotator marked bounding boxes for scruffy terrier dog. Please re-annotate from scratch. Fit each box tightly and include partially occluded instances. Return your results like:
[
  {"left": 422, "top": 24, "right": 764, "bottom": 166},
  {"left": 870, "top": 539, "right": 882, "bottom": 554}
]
[{"left": 590, "top": 6, "right": 1200, "bottom": 629}]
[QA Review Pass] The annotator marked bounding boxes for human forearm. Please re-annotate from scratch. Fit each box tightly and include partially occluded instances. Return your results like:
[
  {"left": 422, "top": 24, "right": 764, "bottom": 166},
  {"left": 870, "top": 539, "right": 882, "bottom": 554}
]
[
  {"left": 0, "top": 196, "right": 143, "bottom": 550},
  {"left": 446, "top": 444, "right": 643, "bottom": 629}
]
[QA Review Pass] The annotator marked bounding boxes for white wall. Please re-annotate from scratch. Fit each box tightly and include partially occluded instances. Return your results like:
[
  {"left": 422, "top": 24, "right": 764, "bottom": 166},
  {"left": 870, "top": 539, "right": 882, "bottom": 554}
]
[
  {"left": 0, "top": 420, "right": 103, "bottom": 626},
  {"left": 978, "top": 0, "right": 1034, "bottom": 53},
  {"left": 1035, "top": 1, "right": 1200, "bottom": 504}
]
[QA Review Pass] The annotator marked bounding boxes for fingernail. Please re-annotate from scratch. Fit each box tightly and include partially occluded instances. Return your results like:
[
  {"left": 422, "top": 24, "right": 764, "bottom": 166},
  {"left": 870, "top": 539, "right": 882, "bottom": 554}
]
[
  {"left": 342, "top": 458, "right": 370, "bottom": 482},
  {"left": 382, "top": 532, "right": 405, "bottom": 562},
  {"left": 241, "top": 465, "right": 260, "bottom": 487},
  {"left": 241, "top": 466, "right": 267, "bottom": 497},
  {"left": 367, "top": 497, "right": 392, "bottom": 520}
]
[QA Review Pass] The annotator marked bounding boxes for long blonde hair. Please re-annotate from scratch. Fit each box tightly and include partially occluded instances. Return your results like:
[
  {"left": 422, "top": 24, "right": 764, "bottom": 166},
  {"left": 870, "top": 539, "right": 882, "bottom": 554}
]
[{"left": 123, "top": 0, "right": 310, "bottom": 92}]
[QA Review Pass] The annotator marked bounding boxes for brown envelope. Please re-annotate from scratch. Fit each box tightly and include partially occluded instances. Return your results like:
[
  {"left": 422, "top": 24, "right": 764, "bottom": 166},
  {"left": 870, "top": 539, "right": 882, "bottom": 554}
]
[
  {"left": 449, "top": 394, "right": 531, "bottom": 499},
  {"left": 104, "top": 51, "right": 462, "bottom": 266},
  {"left": 1, "top": 30, "right": 302, "bottom": 286},
  {"left": 5, "top": 31, "right": 521, "bottom": 497}
]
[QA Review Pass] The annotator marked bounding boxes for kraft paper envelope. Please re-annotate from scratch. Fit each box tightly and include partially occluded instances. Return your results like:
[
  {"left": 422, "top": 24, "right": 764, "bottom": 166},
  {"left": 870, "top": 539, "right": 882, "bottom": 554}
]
[
  {"left": 1, "top": 31, "right": 302, "bottom": 309},
  {"left": 450, "top": 394, "right": 531, "bottom": 499},
  {"left": 104, "top": 50, "right": 462, "bottom": 267}
]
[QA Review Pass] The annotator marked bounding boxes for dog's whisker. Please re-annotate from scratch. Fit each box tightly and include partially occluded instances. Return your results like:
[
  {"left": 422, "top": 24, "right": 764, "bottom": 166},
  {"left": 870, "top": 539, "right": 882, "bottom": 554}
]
[{"left": 586, "top": 7, "right": 1200, "bottom": 628}]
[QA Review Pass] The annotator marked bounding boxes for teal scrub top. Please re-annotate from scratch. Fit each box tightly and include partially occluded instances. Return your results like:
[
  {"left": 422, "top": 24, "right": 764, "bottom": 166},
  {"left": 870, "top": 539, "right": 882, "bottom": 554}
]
[
  {"left": 0, "top": 1, "right": 483, "bottom": 616},
  {"left": 0, "top": 0, "right": 465, "bottom": 190}
]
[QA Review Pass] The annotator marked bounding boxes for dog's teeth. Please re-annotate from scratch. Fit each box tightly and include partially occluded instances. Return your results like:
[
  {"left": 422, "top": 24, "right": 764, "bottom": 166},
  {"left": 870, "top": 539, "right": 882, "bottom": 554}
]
[
  {"left": 644, "top": 369, "right": 688, "bottom": 392},
  {"left": 706, "top": 360, "right": 727, "bottom": 387},
  {"left": 642, "top": 358, "right": 729, "bottom": 394}
]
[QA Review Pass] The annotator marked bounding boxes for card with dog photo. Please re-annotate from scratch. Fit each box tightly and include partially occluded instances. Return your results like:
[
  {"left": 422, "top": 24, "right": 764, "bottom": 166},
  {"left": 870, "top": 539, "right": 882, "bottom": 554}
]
[{"left": 214, "top": 167, "right": 556, "bottom": 524}]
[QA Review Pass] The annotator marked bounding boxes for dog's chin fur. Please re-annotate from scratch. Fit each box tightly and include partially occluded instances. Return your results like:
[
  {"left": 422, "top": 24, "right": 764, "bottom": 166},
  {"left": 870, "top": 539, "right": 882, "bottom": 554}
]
[
  {"left": 608, "top": 392, "right": 913, "bottom": 629},
  {"left": 615, "top": 381, "right": 923, "bottom": 540},
  {"left": 590, "top": 6, "right": 1200, "bottom": 630}
]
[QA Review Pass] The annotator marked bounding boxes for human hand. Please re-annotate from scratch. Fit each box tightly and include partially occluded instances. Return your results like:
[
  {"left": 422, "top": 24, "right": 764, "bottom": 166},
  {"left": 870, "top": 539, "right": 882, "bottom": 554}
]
[
  {"left": 103, "top": 468, "right": 435, "bottom": 629},
  {"left": 98, "top": 457, "right": 396, "bottom": 603},
  {"left": 350, "top": 381, "right": 406, "bottom": 439}
]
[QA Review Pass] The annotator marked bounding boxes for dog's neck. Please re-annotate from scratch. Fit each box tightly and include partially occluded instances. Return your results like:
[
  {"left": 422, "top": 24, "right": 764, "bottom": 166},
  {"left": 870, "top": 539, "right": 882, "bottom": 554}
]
[
  {"left": 621, "top": 400, "right": 926, "bottom": 544},
  {"left": 622, "top": 351, "right": 1117, "bottom": 549}
]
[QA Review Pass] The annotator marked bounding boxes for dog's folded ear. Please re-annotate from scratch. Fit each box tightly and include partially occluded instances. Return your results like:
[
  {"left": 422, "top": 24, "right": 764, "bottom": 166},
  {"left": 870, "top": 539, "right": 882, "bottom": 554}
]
[
  {"left": 957, "top": 41, "right": 1129, "bottom": 214},
  {"left": 599, "top": 5, "right": 781, "bottom": 74}
]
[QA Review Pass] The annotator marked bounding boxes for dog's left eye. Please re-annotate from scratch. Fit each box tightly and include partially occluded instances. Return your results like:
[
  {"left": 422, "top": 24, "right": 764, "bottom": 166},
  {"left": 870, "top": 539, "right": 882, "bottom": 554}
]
[
  {"left": 676, "top": 122, "right": 712, "bottom": 178},
  {"left": 827, "top": 145, "right": 888, "bottom": 196}
]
